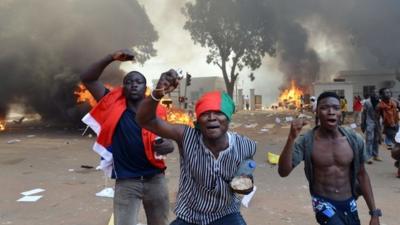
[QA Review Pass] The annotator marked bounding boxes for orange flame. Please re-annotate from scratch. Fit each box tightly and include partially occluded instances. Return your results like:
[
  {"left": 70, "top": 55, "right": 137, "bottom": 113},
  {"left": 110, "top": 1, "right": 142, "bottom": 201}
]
[
  {"left": 74, "top": 83, "right": 115, "bottom": 108},
  {"left": 0, "top": 120, "right": 6, "bottom": 131},
  {"left": 278, "top": 80, "right": 304, "bottom": 108},
  {"left": 166, "top": 107, "right": 194, "bottom": 127}
]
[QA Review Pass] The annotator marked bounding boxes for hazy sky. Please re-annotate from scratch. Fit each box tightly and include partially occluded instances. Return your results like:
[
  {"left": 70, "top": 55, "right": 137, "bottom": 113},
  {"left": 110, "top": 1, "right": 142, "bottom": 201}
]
[{"left": 123, "top": 0, "right": 284, "bottom": 105}]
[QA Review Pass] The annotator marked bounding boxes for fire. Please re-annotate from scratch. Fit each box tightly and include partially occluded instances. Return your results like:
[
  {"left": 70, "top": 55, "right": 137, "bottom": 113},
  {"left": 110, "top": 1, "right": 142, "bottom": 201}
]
[
  {"left": 167, "top": 107, "right": 194, "bottom": 127},
  {"left": 0, "top": 120, "right": 6, "bottom": 131},
  {"left": 74, "top": 84, "right": 193, "bottom": 126},
  {"left": 74, "top": 83, "right": 115, "bottom": 108},
  {"left": 278, "top": 80, "right": 304, "bottom": 109}
]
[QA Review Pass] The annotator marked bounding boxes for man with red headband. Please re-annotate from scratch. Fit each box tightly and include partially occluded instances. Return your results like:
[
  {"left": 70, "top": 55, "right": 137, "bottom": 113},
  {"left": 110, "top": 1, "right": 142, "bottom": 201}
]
[{"left": 137, "top": 70, "right": 256, "bottom": 225}]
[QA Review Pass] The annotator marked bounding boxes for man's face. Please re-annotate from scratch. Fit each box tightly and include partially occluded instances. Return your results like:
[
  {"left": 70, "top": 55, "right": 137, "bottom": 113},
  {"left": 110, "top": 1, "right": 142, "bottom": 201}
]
[
  {"left": 123, "top": 73, "right": 146, "bottom": 102},
  {"left": 197, "top": 111, "right": 229, "bottom": 140},
  {"left": 317, "top": 97, "right": 341, "bottom": 130},
  {"left": 381, "top": 89, "right": 391, "bottom": 100}
]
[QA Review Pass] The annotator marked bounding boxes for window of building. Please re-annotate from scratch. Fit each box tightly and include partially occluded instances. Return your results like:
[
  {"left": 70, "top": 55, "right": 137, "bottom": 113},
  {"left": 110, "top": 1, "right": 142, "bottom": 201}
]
[{"left": 363, "top": 85, "right": 375, "bottom": 97}]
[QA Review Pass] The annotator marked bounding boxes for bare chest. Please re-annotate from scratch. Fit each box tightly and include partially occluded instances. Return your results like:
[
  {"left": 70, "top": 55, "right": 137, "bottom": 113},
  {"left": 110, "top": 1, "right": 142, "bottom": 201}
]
[{"left": 312, "top": 137, "right": 354, "bottom": 167}]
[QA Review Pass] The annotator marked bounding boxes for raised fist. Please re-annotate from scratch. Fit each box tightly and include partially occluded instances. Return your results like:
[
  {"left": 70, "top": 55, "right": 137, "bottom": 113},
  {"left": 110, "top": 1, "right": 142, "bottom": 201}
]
[
  {"left": 156, "top": 69, "right": 181, "bottom": 95},
  {"left": 111, "top": 49, "right": 135, "bottom": 62}
]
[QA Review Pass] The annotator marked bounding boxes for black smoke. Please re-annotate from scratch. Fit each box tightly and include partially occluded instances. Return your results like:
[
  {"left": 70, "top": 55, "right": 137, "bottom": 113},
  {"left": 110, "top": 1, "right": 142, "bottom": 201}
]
[
  {"left": 264, "top": 0, "right": 400, "bottom": 89},
  {"left": 0, "top": 0, "right": 158, "bottom": 122}
]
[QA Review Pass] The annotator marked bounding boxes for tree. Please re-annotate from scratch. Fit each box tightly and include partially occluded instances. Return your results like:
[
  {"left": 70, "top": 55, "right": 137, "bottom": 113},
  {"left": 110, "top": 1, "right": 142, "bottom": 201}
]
[{"left": 183, "top": 0, "right": 277, "bottom": 97}]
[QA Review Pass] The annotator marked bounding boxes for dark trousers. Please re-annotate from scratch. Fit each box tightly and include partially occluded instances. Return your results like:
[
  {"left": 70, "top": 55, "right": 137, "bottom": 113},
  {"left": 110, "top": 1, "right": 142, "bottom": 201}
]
[{"left": 170, "top": 213, "right": 246, "bottom": 225}]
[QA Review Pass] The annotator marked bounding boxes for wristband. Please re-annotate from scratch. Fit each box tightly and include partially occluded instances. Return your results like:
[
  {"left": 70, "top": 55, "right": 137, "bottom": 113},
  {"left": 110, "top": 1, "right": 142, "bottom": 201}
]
[
  {"left": 369, "top": 208, "right": 382, "bottom": 217},
  {"left": 151, "top": 90, "right": 163, "bottom": 102}
]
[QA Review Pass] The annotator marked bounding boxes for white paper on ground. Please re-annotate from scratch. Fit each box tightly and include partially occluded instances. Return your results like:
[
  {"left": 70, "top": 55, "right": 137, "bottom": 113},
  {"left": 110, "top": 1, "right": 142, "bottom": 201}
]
[
  {"left": 285, "top": 116, "right": 293, "bottom": 122},
  {"left": 17, "top": 195, "right": 43, "bottom": 202},
  {"left": 96, "top": 187, "right": 114, "bottom": 198},
  {"left": 350, "top": 123, "right": 357, "bottom": 129},
  {"left": 21, "top": 188, "right": 45, "bottom": 196},
  {"left": 241, "top": 185, "right": 257, "bottom": 208}
]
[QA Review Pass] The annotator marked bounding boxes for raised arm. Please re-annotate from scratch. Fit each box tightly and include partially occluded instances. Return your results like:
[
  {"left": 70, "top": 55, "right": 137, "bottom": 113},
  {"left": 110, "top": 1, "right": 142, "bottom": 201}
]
[
  {"left": 136, "top": 69, "right": 185, "bottom": 144},
  {"left": 80, "top": 49, "right": 134, "bottom": 101},
  {"left": 278, "top": 119, "right": 307, "bottom": 177}
]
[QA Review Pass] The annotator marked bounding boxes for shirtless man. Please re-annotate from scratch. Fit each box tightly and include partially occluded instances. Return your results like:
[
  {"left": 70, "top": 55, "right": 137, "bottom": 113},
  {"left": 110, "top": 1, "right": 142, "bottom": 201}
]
[{"left": 278, "top": 92, "right": 380, "bottom": 225}]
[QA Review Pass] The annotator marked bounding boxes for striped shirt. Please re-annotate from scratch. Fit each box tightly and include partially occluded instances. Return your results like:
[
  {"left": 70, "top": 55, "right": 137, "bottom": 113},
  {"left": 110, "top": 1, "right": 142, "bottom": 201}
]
[{"left": 175, "top": 127, "right": 256, "bottom": 224}]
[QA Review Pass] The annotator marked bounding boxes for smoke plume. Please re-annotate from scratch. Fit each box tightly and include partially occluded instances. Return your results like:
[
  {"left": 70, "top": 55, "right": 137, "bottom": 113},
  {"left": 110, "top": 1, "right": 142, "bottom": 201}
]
[
  {"left": 265, "top": 0, "right": 400, "bottom": 90},
  {"left": 0, "top": 0, "right": 158, "bottom": 122}
]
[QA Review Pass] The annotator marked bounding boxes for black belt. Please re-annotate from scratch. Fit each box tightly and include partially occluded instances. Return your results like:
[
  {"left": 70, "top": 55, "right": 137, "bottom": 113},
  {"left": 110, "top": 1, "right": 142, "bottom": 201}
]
[{"left": 132, "top": 172, "right": 163, "bottom": 181}]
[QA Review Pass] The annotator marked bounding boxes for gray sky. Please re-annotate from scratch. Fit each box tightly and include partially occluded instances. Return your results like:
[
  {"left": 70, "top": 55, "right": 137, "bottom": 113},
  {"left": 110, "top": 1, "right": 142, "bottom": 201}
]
[{"left": 123, "top": 0, "right": 284, "bottom": 106}]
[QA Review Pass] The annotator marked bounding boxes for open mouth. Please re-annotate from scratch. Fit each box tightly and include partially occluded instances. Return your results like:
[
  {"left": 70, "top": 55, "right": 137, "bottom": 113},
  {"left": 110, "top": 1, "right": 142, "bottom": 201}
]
[
  {"left": 327, "top": 118, "right": 337, "bottom": 123},
  {"left": 206, "top": 125, "right": 220, "bottom": 130}
]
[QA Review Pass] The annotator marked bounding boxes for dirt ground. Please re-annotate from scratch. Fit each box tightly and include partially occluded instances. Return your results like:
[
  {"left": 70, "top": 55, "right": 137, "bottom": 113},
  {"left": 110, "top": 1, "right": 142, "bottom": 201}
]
[{"left": 0, "top": 110, "right": 398, "bottom": 225}]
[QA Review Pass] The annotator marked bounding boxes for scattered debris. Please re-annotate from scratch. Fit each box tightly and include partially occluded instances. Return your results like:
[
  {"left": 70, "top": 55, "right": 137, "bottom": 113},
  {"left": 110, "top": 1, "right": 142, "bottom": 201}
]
[
  {"left": 244, "top": 123, "right": 258, "bottom": 128},
  {"left": 17, "top": 195, "right": 43, "bottom": 202},
  {"left": 18, "top": 188, "right": 45, "bottom": 202},
  {"left": 81, "top": 125, "right": 90, "bottom": 136},
  {"left": 230, "top": 122, "right": 242, "bottom": 129},
  {"left": 81, "top": 165, "right": 94, "bottom": 169},
  {"left": 68, "top": 169, "right": 75, "bottom": 172},
  {"left": 13, "top": 117, "right": 25, "bottom": 124},
  {"left": 21, "top": 188, "right": 45, "bottom": 196},
  {"left": 275, "top": 118, "right": 281, "bottom": 124},
  {"left": 26, "top": 135, "right": 36, "bottom": 138},
  {"left": 7, "top": 139, "right": 21, "bottom": 144},
  {"left": 263, "top": 124, "right": 275, "bottom": 129},
  {"left": 259, "top": 128, "right": 269, "bottom": 132},
  {"left": 285, "top": 116, "right": 293, "bottom": 122},
  {"left": 96, "top": 187, "right": 114, "bottom": 198},
  {"left": 267, "top": 152, "right": 280, "bottom": 165},
  {"left": 350, "top": 123, "right": 357, "bottom": 129}
]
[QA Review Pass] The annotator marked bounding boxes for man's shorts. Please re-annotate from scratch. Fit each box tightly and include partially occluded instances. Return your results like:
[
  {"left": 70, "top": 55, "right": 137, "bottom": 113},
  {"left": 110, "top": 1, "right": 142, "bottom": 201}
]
[{"left": 311, "top": 194, "right": 361, "bottom": 225}]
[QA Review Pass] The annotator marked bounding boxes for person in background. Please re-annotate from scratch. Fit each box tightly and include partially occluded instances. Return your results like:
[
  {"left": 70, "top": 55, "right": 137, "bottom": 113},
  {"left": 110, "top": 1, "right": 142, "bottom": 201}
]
[
  {"left": 376, "top": 88, "right": 399, "bottom": 150},
  {"left": 340, "top": 96, "right": 348, "bottom": 125},
  {"left": 353, "top": 96, "right": 363, "bottom": 125},
  {"left": 361, "top": 93, "right": 382, "bottom": 163},
  {"left": 80, "top": 49, "right": 173, "bottom": 225},
  {"left": 278, "top": 91, "right": 380, "bottom": 225},
  {"left": 244, "top": 95, "right": 250, "bottom": 111},
  {"left": 376, "top": 88, "right": 400, "bottom": 178},
  {"left": 310, "top": 96, "right": 318, "bottom": 126}
]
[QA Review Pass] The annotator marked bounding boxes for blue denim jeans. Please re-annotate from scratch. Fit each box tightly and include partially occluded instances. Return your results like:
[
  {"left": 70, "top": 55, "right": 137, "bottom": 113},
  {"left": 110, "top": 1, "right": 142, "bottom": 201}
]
[{"left": 170, "top": 212, "right": 246, "bottom": 225}]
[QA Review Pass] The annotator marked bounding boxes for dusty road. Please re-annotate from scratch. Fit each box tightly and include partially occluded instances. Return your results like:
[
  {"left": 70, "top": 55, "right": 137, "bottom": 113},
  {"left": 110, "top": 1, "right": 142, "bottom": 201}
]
[{"left": 0, "top": 110, "right": 398, "bottom": 225}]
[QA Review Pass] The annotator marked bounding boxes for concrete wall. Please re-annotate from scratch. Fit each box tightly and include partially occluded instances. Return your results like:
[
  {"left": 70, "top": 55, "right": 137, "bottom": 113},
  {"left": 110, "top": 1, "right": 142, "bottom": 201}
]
[
  {"left": 313, "top": 82, "right": 354, "bottom": 112},
  {"left": 337, "top": 71, "right": 400, "bottom": 97}
]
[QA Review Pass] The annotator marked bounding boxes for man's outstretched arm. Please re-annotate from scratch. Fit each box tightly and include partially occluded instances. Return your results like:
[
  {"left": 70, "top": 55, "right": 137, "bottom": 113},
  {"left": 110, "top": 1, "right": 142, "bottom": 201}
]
[
  {"left": 136, "top": 70, "right": 185, "bottom": 144},
  {"left": 80, "top": 49, "right": 134, "bottom": 101}
]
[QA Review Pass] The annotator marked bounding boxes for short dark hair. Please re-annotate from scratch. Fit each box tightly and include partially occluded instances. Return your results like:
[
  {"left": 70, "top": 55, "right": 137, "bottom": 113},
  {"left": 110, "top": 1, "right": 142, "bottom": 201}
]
[
  {"left": 379, "top": 87, "right": 389, "bottom": 96},
  {"left": 124, "top": 71, "right": 146, "bottom": 85},
  {"left": 317, "top": 92, "right": 340, "bottom": 107}
]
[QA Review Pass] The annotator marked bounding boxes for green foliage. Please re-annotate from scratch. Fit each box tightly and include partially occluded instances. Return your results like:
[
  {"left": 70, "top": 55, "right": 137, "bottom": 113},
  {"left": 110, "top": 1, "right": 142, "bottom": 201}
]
[{"left": 183, "top": 0, "right": 277, "bottom": 96}]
